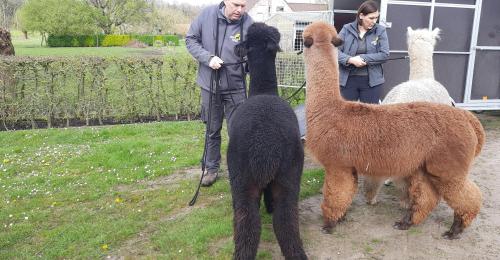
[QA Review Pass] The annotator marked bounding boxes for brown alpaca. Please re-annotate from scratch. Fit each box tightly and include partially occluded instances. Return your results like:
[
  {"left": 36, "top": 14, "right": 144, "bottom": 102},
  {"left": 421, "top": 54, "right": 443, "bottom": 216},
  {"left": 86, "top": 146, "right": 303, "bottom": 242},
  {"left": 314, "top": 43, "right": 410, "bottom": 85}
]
[{"left": 302, "top": 21, "right": 485, "bottom": 239}]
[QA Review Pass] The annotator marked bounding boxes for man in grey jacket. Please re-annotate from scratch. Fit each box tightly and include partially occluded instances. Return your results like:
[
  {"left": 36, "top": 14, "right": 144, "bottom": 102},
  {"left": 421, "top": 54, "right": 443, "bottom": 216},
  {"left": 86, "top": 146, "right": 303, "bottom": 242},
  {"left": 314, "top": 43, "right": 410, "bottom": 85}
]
[{"left": 186, "top": 0, "right": 253, "bottom": 186}]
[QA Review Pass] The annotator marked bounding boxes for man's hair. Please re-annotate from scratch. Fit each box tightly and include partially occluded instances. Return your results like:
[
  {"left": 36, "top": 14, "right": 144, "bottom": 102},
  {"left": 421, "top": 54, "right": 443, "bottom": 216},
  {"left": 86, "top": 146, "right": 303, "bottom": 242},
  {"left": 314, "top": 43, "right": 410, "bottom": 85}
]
[{"left": 357, "top": 0, "right": 379, "bottom": 25}]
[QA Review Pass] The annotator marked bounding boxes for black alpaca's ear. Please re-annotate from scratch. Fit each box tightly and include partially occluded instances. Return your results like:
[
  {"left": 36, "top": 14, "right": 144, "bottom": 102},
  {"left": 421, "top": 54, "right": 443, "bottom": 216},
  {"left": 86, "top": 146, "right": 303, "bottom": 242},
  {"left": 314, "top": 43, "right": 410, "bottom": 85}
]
[
  {"left": 266, "top": 27, "right": 282, "bottom": 52},
  {"left": 304, "top": 36, "right": 313, "bottom": 48},
  {"left": 234, "top": 41, "right": 248, "bottom": 58},
  {"left": 331, "top": 37, "right": 343, "bottom": 47}
]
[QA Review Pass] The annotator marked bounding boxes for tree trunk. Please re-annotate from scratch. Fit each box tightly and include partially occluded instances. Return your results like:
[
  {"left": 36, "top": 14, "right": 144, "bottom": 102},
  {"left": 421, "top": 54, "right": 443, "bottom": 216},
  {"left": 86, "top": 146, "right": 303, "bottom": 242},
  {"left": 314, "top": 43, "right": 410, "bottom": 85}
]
[
  {"left": 40, "top": 33, "right": 46, "bottom": 47},
  {"left": 0, "top": 28, "right": 15, "bottom": 55}
]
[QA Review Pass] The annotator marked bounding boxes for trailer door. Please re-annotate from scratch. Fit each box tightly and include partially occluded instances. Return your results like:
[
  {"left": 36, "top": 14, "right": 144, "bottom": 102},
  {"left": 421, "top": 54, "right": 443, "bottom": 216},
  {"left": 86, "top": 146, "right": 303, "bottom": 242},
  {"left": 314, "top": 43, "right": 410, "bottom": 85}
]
[{"left": 379, "top": 0, "right": 499, "bottom": 110}]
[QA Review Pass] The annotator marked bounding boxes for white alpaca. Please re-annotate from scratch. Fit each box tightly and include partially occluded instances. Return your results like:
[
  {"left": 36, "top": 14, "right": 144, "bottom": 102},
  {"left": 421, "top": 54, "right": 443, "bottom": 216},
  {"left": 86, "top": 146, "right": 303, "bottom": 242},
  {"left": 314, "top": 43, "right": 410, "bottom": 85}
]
[
  {"left": 383, "top": 27, "right": 455, "bottom": 106},
  {"left": 365, "top": 27, "right": 455, "bottom": 206}
]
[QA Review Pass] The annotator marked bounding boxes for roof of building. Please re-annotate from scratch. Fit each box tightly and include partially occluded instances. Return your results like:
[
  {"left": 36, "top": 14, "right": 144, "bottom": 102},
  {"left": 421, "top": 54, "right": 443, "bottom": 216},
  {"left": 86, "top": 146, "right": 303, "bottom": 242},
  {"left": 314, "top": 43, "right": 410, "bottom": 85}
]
[
  {"left": 246, "top": 0, "right": 329, "bottom": 12},
  {"left": 287, "top": 3, "right": 328, "bottom": 12},
  {"left": 246, "top": 0, "right": 261, "bottom": 10},
  {"left": 266, "top": 11, "right": 331, "bottom": 23}
]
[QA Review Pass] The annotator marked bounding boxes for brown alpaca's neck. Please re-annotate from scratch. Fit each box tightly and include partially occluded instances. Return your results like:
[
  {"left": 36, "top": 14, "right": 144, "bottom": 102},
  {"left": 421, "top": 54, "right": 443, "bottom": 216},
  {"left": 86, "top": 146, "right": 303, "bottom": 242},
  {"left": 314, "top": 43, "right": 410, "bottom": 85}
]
[
  {"left": 305, "top": 47, "right": 342, "bottom": 109},
  {"left": 409, "top": 52, "right": 434, "bottom": 80}
]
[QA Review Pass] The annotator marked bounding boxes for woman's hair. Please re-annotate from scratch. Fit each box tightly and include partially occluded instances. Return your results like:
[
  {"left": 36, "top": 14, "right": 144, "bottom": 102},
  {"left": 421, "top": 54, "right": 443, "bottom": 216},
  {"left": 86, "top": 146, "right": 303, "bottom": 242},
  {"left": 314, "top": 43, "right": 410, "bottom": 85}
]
[{"left": 357, "top": 0, "right": 379, "bottom": 25}]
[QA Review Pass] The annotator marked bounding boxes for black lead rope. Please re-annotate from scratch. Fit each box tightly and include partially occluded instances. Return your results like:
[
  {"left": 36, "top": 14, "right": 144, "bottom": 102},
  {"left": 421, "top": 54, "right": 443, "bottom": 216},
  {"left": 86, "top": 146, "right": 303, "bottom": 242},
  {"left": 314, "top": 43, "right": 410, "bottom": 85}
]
[
  {"left": 284, "top": 54, "right": 409, "bottom": 102},
  {"left": 221, "top": 59, "right": 247, "bottom": 67},
  {"left": 386, "top": 55, "right": 409, "bottom": 61},
  {"left": 284, "top": 50, "right": 308, "bottom": 102},
  {"left": 189, "top": 70, "right": 218, "bottom": 206},
  {"left": 285, "top": 81, "right": 307, "bottom": 102},
  {"left": 189, "top": 10, "right": 223, "bottom": 206}
]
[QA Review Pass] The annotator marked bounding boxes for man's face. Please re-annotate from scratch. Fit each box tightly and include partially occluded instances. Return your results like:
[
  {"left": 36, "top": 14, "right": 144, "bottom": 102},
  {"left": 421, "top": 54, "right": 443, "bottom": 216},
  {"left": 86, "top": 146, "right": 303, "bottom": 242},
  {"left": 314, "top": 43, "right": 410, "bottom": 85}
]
[{"left": 224, "top": 0, "right": 247, "bottom": 21}]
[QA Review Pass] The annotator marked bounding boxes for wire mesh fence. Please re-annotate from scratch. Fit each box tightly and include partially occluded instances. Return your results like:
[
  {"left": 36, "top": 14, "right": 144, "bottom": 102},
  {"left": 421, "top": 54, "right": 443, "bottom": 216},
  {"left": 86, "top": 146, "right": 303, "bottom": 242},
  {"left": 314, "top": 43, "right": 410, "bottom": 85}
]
[{"left": 265, "top": 11, "right": 333, "bottom": 93}]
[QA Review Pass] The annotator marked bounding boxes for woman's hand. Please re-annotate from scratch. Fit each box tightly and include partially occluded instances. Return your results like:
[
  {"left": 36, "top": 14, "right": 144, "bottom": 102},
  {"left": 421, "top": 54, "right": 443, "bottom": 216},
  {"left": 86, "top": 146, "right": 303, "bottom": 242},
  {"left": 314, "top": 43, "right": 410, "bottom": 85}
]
[{"left": 348, "top": 56, "right": 367, "bottom": 67}]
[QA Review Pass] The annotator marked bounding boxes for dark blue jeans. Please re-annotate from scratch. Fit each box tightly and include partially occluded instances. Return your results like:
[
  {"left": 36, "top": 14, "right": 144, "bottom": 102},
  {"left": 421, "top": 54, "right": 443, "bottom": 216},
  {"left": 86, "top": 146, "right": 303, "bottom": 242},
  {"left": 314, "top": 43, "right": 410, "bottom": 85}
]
[{"left": 340, "top": 75, "right": 382, "bottom": 104}]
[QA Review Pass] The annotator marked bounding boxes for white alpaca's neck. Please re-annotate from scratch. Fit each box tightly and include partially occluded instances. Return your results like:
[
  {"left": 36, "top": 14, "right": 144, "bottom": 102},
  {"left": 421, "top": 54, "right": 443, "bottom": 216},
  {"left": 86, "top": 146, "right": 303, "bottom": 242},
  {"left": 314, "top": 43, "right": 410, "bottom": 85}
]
[{"left": 409, "top": 47, "right": 435, "bottom": 80}]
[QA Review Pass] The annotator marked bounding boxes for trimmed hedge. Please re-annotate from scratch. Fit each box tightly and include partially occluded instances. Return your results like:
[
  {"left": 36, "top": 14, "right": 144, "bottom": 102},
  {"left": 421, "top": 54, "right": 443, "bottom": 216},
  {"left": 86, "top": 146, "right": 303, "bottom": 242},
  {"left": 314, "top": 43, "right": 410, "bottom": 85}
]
[
  {"left": 102, "top": 35, "right": 132, "bottom": 47},
  {"left": 47, "top": 34, "right": 180, "bottom": 47},
  {"left": 131, "top": 35, "right": 180, "bottom": 47},
  {"left": 0, "top": 53, "right": 305, "bottom": 130},
  {"left": 0, "top": 55, "right": 198, "bottom": 129},
  {"left": 47, "top": 35, "right": 100, "bottom": 47}
]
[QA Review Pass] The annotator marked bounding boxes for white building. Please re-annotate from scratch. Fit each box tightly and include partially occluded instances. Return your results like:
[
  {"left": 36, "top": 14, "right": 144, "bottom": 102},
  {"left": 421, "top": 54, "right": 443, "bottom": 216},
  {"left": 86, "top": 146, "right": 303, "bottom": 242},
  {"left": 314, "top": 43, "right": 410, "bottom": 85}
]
[{"left": 246, "top": 0, "right": 328, "bottom": 22}]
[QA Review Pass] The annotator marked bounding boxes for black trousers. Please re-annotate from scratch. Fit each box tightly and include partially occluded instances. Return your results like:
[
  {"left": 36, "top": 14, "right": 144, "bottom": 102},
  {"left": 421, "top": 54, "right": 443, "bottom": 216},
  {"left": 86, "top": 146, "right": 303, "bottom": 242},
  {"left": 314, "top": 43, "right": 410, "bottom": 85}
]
[
  {"left": 340, "top": 75, "right": 382, "bottom": 104},
  {"left": 200, "top": 89, "right": 246, "bottom": 172}
]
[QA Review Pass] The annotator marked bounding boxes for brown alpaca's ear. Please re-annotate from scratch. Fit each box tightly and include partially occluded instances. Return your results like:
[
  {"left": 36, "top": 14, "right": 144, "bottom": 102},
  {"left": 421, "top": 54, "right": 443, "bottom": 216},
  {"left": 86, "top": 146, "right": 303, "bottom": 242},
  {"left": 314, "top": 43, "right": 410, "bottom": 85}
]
[
  {"left": 331, "top": 37, "right": 343, "bottom": 47},
  {"left": 304, "top": 36, "right": 313, "bottom": 48}
]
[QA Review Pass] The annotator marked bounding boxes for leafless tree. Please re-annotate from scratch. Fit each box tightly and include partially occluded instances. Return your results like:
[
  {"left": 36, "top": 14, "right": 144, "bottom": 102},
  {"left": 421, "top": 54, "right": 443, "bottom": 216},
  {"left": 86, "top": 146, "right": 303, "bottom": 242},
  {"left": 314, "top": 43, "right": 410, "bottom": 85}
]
[
  {"left": 0, "top": 0, "right": 24, "bottom": 29},
  {"left": 86, "top": 0, "right": 153, "bottom": 33}
]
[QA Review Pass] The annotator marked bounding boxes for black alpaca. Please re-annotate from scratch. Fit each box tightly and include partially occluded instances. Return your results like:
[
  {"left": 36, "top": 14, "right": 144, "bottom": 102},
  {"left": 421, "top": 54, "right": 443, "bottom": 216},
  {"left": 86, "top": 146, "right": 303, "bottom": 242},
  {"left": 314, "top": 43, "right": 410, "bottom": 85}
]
[{"left": 228, "top": 23, "right": 307, "bottom": 260}]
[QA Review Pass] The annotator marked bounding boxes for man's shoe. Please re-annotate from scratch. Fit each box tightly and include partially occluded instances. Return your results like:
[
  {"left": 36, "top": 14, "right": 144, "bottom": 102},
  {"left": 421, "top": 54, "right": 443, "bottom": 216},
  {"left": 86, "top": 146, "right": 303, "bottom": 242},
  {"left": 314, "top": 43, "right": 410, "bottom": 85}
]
[{"left": 201, "top": 170, "right": 218, "bottom": 187}]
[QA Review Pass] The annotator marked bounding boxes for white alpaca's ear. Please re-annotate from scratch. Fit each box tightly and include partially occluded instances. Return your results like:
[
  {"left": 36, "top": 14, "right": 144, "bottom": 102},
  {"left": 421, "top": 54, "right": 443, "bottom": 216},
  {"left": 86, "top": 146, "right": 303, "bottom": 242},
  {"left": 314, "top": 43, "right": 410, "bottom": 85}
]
[
  {"left": 407, "top": 27, "right": 414, "bottom": 37},
  {"left": 432, "top": 27, "right": 441, "bottom": 40}
]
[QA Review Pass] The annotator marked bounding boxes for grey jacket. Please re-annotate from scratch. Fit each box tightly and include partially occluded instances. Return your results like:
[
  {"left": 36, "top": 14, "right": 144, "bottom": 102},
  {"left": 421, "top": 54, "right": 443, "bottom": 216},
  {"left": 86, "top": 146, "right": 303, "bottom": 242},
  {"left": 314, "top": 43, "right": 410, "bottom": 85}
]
[
  {"left": 186, "top": 2, "right": 254, "bottom": 93},
  {"left": 338, "top": 21, "right": 390, "bottom": 87}
]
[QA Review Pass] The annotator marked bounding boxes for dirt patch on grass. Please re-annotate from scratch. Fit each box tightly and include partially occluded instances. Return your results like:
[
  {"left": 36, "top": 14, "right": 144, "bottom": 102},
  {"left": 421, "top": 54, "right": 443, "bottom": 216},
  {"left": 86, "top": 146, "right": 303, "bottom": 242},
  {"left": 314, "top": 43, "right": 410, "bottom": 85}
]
[
  {"left": 107, "top": 194, "right": 220, "bottom": 259},
  {"left": 130, "top": 49, "right": 166, "bottom": 56},
  {"left": 115, "top": 167, "right": 200, "bottom": 193}
]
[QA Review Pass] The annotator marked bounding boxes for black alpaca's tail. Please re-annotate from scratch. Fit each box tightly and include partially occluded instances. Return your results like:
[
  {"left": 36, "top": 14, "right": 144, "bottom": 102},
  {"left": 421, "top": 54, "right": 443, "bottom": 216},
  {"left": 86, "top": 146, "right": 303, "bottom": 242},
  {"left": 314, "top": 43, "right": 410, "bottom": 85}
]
[{"left": 248, "top": 143, "right": 283, "bottom": 187}]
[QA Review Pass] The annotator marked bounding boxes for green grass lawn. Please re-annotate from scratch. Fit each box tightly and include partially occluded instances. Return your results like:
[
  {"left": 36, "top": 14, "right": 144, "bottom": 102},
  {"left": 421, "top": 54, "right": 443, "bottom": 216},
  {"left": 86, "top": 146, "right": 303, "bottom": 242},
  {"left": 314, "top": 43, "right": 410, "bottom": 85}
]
[
  {"left": 0, "top": 121, "right": 325, "bottom": 259},
  {"left": 11, "top": 31, "right": 189, "bottom": 57}
]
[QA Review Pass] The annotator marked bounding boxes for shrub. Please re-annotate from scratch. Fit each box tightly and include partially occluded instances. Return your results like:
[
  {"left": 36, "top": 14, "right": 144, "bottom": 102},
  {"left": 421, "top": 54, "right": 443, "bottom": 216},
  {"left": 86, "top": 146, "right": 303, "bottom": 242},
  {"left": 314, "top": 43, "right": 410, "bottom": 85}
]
[
  {"left": 47, "top": 35, "right": 101, "bottom": 47},
  {"left": 131, "top": 35, "right": 154, "bottom": 46},
  {"left": 47, "top": 34, "right": 180, "bottom": 47},
  {"left": 162, "top": 35, "right": 180, "bottom": 46},
  {"left": 101, "top": 35, "right": 132, "bottom": 47},
  {"left": 0, "top": 55, "right": 199, "bottom": 129}
]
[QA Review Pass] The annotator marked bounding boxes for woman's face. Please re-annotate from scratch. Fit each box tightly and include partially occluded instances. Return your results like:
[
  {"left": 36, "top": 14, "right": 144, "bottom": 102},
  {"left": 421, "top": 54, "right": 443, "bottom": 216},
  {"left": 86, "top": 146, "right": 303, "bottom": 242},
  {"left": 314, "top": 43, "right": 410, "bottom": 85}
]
[{"left": 359, "top": 11, "right": 379, "bottom": 30}]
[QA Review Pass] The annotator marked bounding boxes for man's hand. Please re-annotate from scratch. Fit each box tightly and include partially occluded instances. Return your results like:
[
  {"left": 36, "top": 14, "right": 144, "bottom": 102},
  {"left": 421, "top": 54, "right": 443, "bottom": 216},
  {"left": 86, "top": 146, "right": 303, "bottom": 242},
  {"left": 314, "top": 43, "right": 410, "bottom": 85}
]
[
  {"left": 209, "top": 56, "right": 224, "bottom": 69},
  {"left": 348, "top": 56, "right": 366, "bottom": 67}
]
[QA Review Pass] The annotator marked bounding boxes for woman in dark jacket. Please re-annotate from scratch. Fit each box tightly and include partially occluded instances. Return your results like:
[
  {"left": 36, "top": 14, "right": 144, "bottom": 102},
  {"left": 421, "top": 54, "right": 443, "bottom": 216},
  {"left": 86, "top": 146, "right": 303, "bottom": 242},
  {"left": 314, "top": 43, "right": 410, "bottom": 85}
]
[{"left": 338, "top": 0, "right": 390, "bottom": 103}]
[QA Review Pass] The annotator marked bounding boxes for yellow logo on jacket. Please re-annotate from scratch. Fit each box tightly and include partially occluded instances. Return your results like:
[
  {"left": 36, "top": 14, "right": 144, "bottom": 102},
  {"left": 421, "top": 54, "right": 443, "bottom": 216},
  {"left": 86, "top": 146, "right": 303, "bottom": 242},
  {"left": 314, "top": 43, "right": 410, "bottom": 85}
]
[{"left": 230, "top": 33, "right": 241, "bottom": 43}]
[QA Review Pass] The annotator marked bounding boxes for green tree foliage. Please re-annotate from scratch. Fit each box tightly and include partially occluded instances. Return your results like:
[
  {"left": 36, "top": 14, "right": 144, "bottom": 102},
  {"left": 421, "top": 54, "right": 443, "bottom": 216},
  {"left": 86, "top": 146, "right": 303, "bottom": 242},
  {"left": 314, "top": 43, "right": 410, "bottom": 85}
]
[
  {"left": 86, "top": 0, "right": 153, "bottom": 34},
  {"left": 17, "top": 0, "right": 99, "bottom": 45}
]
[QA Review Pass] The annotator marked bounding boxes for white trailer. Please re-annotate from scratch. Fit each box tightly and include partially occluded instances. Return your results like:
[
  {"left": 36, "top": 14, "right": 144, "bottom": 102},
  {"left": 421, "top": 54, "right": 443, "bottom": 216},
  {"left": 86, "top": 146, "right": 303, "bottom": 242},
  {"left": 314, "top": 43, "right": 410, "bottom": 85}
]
[{"left": 332, "top": 0, "right": 499, "bottom": 110}]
